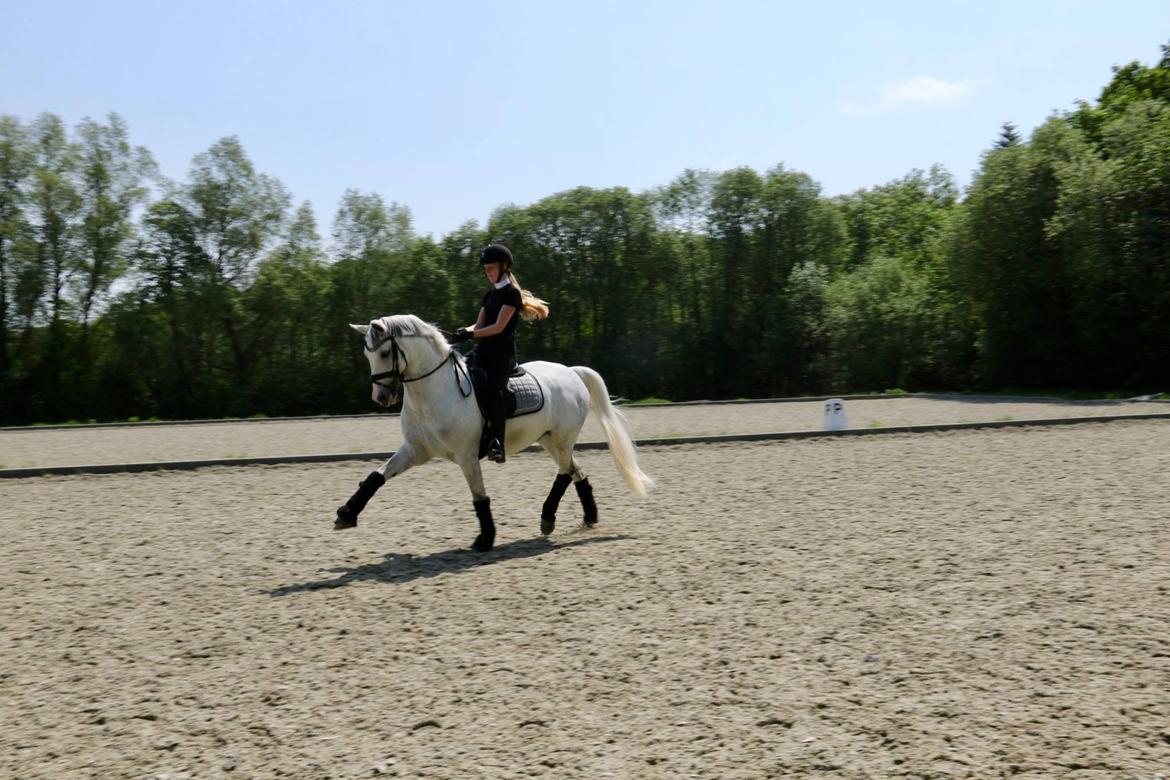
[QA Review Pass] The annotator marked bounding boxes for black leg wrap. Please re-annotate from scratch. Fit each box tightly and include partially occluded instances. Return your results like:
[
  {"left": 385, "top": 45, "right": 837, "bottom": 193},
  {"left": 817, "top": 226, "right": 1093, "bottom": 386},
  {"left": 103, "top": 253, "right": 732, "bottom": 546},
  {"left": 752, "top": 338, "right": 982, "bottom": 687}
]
[
  {"left": 334, "top": 470, "right": 385, "bottom": 529},
  {"left": 542, "top": 473, "right": 573, "bottom": 521},
  {"left": 575, "top": 478, "right": 598, "bottom": 526},
  {"left": 472, "top": 497, "right": 495, "bottom": 552},
  {"left": 541, "top": 473, "right": 573, "bottom": 535}
]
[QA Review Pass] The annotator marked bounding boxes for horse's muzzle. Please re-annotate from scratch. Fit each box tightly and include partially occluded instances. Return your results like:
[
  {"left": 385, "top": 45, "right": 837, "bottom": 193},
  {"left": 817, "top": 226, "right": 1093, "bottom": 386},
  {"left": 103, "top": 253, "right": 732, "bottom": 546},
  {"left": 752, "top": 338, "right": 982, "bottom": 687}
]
[{"left": 372, "top": 384, "right": 397, "bottom": 407}]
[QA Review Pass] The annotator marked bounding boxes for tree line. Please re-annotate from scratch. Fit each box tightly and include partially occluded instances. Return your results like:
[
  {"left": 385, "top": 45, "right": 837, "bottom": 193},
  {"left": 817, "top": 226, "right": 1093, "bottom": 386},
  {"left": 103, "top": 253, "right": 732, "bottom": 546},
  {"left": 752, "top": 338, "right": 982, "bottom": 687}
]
[{"left": 1, "top": 44, "right": 1168, "bottom": 424}]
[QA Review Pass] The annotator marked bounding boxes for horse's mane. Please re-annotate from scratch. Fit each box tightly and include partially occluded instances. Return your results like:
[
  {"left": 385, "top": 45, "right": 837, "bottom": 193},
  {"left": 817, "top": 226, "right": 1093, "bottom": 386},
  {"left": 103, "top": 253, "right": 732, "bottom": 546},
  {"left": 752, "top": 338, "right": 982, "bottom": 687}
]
[{"left": 375, "top": 314, "right": 450, "bottom": 355}]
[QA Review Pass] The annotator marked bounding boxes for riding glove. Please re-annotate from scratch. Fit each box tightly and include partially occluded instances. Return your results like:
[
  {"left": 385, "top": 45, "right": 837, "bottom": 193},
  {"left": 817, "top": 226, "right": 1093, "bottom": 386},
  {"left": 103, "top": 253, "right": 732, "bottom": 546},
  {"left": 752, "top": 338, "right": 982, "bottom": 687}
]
[{"left": 449, "top": 327, "right": 474, "bottom": 344}]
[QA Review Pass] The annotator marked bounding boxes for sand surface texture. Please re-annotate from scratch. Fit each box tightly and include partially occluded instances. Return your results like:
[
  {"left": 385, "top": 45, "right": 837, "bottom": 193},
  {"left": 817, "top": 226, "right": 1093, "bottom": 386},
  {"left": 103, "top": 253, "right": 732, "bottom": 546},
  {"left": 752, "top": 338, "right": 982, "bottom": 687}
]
[
  {"left": 1, "top": 396, "right": 1166, "bottom": 469},
  {"left": 1, "top": 419, "right": 1168, "bottom": 778}
]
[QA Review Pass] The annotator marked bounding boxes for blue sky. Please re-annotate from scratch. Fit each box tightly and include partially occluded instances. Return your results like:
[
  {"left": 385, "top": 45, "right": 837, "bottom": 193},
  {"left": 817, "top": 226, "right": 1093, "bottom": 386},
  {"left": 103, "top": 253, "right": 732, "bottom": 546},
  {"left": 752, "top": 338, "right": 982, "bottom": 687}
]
[{"left": 2, "top": 0, "right": 1168, "bottom": 239}]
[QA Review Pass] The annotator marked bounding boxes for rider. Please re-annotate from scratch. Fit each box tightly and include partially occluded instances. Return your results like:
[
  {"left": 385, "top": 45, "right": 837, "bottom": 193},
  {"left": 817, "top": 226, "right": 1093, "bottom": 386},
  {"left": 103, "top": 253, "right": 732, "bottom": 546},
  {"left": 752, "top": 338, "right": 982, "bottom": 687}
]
[{"left": 449, "top": 243, "right": 549, "bottom": 463}]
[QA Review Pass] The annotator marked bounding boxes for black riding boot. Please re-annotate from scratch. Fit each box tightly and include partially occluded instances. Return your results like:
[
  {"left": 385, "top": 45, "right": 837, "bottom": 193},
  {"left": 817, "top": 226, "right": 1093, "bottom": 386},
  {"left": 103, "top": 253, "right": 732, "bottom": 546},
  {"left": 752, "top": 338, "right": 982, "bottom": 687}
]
[{"left": 488, "top": 391, "right": 507, "bottom": 464}]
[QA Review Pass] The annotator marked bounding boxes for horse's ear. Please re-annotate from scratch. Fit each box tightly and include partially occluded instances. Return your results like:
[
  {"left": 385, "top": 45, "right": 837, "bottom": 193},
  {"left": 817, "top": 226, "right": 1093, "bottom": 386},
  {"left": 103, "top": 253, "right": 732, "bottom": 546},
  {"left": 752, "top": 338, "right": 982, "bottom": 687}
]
[
  {"left": 349, "top": 323, "right": 368, "bottom": 336},
  {"left": 370, "top": 319, "right": 388, "bottom": 336}
]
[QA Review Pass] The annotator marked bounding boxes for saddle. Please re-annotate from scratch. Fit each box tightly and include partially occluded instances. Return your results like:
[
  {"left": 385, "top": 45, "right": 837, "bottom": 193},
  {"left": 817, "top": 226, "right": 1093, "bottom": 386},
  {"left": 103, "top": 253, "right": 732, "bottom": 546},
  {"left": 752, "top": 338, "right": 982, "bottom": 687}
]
[
  {"left": 471, "top": 366, "right": 546, "bottom": 459},
  {"left": 472, "top": 365, "right": 546, "bottom": 420}
]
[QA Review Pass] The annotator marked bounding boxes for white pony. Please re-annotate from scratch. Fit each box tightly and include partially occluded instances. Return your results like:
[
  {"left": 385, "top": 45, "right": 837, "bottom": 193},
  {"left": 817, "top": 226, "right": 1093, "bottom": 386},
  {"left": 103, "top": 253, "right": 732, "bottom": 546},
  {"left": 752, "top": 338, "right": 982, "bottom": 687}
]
[{"left": 334, "top": 314, "right": 653, "bottom": 551}]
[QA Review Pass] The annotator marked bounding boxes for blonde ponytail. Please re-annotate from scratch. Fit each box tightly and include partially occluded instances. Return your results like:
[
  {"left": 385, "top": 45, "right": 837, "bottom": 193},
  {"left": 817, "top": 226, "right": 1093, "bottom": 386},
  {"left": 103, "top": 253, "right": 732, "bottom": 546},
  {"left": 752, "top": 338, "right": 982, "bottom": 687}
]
[{"left": 508, "top": 272, "right": 549, "bottom": 321}]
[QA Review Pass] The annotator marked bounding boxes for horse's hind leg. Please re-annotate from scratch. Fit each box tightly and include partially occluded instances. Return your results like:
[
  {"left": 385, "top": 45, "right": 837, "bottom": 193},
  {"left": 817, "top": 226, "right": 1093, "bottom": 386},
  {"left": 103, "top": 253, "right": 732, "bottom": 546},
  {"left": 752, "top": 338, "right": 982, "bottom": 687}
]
[
  {"left": 539, "top": 438, "right": 595, "bottom": 533},
  {"left": 570, "top": 458, "right": 598, "bottom": 527}
]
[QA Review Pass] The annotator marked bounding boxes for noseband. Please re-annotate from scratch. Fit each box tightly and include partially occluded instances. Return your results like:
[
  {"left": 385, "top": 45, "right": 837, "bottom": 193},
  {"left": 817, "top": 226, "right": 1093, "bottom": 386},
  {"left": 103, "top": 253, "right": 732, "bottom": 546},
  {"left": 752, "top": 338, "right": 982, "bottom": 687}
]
[{"left": 368, "top": 332, "right": 408, "bottom": 389}]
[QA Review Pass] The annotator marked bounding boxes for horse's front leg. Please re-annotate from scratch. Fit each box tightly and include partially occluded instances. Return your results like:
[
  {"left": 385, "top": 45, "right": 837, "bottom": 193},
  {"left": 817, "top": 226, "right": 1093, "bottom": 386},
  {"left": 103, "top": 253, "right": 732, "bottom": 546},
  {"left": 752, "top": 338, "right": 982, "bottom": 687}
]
[
  {"left": 333, "top": 443, "right": 423, "bottom": 531},
  {"left": 456, "top": 456, "right": 495, "bottom": 552}
]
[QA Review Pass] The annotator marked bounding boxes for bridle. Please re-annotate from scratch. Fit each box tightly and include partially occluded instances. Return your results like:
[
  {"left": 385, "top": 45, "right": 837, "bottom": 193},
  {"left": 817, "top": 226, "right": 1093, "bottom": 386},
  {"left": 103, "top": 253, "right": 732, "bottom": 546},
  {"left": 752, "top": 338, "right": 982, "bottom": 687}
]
[{"left": 367, "top": 329, "right": 472, "bottom": 398}]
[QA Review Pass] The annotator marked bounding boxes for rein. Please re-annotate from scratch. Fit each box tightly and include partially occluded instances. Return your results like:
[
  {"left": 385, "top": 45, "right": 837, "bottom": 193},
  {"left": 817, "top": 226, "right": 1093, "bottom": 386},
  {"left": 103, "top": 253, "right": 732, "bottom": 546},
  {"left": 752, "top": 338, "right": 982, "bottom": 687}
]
[{"left": 368, "top": 331, "right": 472, "bottom": 398}]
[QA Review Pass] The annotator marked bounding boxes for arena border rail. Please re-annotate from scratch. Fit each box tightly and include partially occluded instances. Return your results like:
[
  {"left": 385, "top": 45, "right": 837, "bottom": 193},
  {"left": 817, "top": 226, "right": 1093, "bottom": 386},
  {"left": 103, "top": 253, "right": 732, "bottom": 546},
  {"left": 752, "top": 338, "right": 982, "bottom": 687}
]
[{"left": 2, "top": 411, "right": 1168, "bottom": 479}]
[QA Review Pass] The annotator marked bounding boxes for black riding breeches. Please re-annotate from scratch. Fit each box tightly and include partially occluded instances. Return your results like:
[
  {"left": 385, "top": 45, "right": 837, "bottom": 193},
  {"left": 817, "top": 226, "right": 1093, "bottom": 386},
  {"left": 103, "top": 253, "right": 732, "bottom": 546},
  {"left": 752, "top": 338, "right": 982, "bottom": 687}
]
[
  {"left": 468, "top": 349, "right": 513, "bottom": 400},
  {"left": 467, "top": 348, "right": 514, "bottom": 419}
]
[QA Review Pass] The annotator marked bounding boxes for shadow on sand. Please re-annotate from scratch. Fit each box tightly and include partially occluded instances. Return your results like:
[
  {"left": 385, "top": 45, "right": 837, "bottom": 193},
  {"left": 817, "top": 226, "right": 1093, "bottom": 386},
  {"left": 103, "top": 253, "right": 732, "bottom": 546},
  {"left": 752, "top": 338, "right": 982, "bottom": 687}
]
[{"left": 269, "top": 532, "right": 630, "bottom": 597}]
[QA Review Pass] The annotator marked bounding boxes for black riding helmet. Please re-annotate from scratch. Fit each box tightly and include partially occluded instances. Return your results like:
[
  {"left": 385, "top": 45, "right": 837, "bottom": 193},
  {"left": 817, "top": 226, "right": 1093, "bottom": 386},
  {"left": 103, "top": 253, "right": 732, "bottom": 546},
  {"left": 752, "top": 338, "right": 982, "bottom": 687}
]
[{"left": 479, "top": 243, "right": 513, "bottom": 269}]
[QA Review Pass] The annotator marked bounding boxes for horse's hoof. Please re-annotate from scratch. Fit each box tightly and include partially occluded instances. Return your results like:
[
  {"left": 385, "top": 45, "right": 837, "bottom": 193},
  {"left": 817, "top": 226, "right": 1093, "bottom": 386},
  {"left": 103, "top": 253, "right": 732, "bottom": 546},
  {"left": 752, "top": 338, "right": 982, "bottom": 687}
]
[
  {"left": 471, "top": 533, "right": 495, "bottom": 552},
  {"left": 583, "top": 518, "right": 598, "bottom": 528},
  {"left": 541, "top": 517, "right": 555, "bottom": 536},
  {"left": 334, "top": 507, "right": 357, "bottom": 531}
]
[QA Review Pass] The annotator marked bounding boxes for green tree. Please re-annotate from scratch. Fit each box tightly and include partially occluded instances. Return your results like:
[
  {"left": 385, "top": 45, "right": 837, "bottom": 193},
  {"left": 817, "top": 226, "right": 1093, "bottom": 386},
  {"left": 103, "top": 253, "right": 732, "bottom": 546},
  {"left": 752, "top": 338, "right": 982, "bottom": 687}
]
[
  {"left": 1071, "top": 41, "right": 1170, "bottom": 148},
  {"left": 0, "top": 116, "right": 33, "bottom": 382},
  {"left": 27, "top": 113, "right": 80, "bottom": 341},
  {"left": 246, "top": 201, "right": 342, "bottom": 414},
  {"left": 14, "top": 113, "right": 83, "bottom": 419},
  {"left": 836, "top": 165, "right": 957, "bottom": 270},
  {"left": 74, "top": 113, "right": 156, "bottom": 369},
  {"left": 949, "top": 119, "right": 1083, "bottom": 388},
  {"left": 823, "top": 255, "right": 929, "bottom": 390},
  {"left": 331, "top": 189, "right": 412, "bottom": 260},
  {"left": 995, "top": 122, "right": 1022, "bottom": 149},
  {"left": 439, "top": 219, "right": 489, "bottom": 320},
  {"left": 485, "top": 186, "right": 656, "bottom": 387},
  {"left": 1050, "top": 100, "right": 1170, "bottom": 388},
  {"left": 135, "top": 198, "right": 207, "bottom": 417},
  {"left": 182, "top": 136, "right": 290, "bottom": 411},
  {"left": 186, "top": 136, "right": 289, "bottom": 286}
]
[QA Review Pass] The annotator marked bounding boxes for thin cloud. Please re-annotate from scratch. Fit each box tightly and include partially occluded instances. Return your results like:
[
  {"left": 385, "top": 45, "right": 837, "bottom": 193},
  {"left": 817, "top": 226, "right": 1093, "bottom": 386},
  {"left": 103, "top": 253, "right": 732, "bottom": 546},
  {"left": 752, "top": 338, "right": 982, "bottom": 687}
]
[{"left": 842, "top": 76, "right": 984, "bottom": 116}]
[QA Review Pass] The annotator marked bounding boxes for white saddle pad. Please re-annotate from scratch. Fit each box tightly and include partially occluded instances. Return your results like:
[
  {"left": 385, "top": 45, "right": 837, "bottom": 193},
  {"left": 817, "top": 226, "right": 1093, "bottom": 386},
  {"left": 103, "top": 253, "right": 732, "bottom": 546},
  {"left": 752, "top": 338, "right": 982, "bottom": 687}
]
[{"left": 507, "top": 372, "right": 545, "bottom": 417}]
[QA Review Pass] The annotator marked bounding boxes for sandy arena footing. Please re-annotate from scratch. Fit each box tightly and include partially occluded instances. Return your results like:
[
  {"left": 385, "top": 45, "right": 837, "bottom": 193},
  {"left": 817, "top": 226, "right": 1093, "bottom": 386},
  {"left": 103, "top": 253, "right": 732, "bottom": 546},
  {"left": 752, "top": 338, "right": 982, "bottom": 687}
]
[{"left": 1, "top": 419, "right": 1168, "bottom": 777}]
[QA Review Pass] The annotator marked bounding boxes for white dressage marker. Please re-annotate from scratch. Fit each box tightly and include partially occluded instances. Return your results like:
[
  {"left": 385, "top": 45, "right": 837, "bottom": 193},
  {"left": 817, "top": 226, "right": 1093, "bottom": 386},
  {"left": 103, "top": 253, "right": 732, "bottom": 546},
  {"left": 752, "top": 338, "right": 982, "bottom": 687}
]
[{"left": 823, "top": 398, "right": 849, "bottom": 431}]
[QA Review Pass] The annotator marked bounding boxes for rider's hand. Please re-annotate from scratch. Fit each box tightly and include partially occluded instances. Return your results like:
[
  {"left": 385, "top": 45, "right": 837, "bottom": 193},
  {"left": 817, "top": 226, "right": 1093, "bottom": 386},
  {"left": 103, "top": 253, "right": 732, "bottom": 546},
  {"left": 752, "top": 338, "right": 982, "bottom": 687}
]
[{"left": 448, "top": 327, "right": 474, "bottom": 344}]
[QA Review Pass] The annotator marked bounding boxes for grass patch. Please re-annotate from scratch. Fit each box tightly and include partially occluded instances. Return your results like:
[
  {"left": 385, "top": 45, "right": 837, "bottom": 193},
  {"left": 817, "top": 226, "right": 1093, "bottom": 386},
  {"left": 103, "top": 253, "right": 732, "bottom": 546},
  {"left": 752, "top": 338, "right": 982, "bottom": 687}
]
[
  {"left": 865, "top": 420, "right": 883, "bottom": 429},
  {"left": 882, "top": 388, "right": 909, "bottom": 397},
  {"left": 626, "top": 397, "right": 672, "bottom": 405}
]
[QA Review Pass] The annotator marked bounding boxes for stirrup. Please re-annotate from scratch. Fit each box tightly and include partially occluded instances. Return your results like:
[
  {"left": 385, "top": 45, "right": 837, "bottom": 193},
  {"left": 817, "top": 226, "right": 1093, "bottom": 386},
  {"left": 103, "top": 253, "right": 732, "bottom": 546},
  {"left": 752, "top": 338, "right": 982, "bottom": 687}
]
[{"left": 488, "top": 439, "right": 506, "bottom": 464}]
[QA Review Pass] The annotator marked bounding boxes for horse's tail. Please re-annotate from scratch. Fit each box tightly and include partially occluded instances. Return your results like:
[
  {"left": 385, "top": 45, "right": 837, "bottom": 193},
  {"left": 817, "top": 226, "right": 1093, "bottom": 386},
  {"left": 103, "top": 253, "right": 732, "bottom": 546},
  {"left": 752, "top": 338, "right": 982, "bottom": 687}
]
[{"left": 572, "top": 366, "right": 654, "bottom": 497}]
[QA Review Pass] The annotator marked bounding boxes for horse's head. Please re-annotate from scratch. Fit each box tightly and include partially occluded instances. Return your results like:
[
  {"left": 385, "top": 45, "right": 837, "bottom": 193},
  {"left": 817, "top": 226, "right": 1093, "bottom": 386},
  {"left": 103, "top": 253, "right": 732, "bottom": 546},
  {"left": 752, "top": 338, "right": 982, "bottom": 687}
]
[
  {"left": 349, "top": 315, "right": 450, "bottom": 408},
  {"left": 350, "top": 318, "right": 400, "bottom": 407}
]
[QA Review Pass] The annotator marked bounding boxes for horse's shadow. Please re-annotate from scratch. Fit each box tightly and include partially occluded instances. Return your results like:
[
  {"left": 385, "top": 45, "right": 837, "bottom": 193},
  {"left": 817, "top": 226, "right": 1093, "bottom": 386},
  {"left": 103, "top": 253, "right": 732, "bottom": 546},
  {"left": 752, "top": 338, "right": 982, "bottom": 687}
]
[{"left": 269, "top": 531, "right": 630, "bottom": 597}]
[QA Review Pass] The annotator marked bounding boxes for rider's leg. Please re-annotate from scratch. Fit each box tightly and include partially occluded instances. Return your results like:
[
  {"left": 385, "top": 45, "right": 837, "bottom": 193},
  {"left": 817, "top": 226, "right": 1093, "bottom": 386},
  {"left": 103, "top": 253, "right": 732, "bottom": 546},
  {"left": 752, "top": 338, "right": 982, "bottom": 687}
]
[
  {"left": 466, "top": 351, "right": 491, "bottom": 419},
  {"left": 488, "top": 389, "right": 508, "bottom": 463}
]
